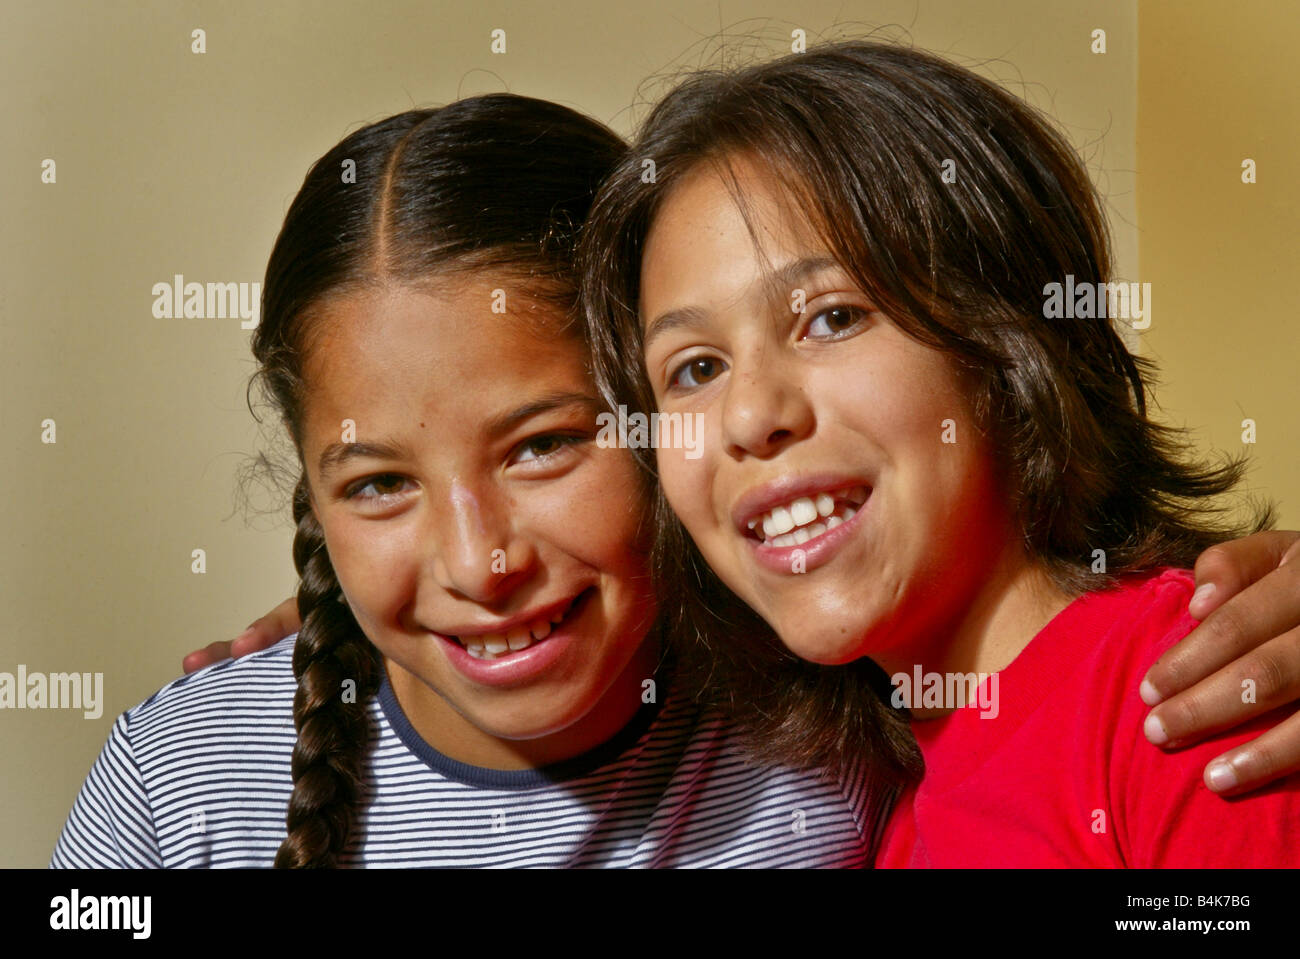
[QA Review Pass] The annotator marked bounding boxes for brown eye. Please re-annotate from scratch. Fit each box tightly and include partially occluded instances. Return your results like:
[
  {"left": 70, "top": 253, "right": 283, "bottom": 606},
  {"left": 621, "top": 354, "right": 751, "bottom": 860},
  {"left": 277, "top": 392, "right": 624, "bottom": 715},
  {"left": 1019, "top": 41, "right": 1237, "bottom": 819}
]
[
  {"left": 348, "top": 474, "right": 410, "bottom": 500},
  {"left": 671, "top": 356, "right": 726, "bottom": 389},
  {"left": 512, "top": 434, "right": 583, "bottom": 466},
  {"left": 526, "top": 437, "right": 562, "bottom": 456},
  {"left": 805, "top": 306, "right": 868, "bottom": 338}
]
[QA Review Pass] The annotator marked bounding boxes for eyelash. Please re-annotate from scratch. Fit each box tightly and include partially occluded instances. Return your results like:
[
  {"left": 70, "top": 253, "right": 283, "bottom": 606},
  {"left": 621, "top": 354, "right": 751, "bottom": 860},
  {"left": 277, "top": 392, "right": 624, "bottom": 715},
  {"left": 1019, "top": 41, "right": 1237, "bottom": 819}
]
[
  {"left": 802, "top": 303, "right": 873, "bottom": 340},
  {"left": 668, "top": 355, "right": 727, "bottom": 391},
  {"left": 341, "top": 434, "right": 587, "bottom": 503},
  {"left": 664, "top": 303, "right": 875, "bottom": 391},
  {"left": 345, "top": 473, "right": 411, "bottom": 502},
  {"left": 510, "top": 433, "right": 587, "bottom": 465}
]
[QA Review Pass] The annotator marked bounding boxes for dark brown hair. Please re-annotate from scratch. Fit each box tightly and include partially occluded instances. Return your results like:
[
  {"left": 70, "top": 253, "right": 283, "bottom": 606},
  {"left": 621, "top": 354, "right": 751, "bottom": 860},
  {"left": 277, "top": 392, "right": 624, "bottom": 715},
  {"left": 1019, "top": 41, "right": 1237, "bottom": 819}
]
[
  {"left": 251, "top": 95, "right": 625, "bottom": 867},
  {"left": 578, "top": 40, "right": 1272, "bottom": 787}
]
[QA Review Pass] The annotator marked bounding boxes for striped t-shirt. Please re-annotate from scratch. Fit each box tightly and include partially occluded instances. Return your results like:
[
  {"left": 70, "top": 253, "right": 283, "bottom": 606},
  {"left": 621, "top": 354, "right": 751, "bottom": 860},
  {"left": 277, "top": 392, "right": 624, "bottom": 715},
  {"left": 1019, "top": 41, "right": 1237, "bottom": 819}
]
[{"left": 51, "top": 637, "right": 875, "bottom": 867}]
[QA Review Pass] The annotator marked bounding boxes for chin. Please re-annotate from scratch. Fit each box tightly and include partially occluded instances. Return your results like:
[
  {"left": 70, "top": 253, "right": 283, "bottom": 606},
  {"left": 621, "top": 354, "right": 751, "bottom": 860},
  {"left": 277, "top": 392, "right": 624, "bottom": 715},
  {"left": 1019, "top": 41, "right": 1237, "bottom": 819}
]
[
  {"left": 464, "top": 695, "right": 593, "bottom": 743},
  {"left": 769, "top": 618, "right": 870, "bottom": 666}
]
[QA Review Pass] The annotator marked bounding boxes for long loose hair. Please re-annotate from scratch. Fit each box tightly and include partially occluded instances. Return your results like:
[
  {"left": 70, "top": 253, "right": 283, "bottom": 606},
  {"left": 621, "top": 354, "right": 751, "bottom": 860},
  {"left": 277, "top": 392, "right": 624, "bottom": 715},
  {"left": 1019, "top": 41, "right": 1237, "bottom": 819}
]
[{"left": 578, "top": 40, "right": 1271, "bottom": 786}]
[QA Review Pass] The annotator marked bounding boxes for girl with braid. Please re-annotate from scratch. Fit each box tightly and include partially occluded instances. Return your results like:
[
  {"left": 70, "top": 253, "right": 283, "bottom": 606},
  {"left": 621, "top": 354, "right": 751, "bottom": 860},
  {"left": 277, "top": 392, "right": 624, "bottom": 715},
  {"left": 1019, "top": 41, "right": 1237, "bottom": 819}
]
[
  {"left": 50, "top": 94, "right": 888, "bottom": 868},
  {"left": 57, "top": 62, "right": 1300, "bottom": 871}
]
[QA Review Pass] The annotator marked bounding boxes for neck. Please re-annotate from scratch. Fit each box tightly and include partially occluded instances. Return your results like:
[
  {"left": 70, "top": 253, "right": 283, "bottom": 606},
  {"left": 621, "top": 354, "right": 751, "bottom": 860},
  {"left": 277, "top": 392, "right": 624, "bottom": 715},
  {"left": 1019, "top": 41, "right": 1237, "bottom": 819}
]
[
  {"left": 385, "top": 635, "right": 662, "bottom": 771},
  {"left": 874, "top": 544, "right": 1074, "bottom": 720}
]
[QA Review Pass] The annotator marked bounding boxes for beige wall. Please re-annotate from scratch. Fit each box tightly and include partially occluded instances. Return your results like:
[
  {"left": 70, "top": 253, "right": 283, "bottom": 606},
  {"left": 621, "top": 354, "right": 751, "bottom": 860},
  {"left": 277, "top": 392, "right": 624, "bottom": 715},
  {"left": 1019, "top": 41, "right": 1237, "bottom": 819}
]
[
  {"left": 1, "top": 1, "right": 1154, "bottom": 866},
  {"left": 1137, "top": 0, "right": 1298, "bottom": 529}
]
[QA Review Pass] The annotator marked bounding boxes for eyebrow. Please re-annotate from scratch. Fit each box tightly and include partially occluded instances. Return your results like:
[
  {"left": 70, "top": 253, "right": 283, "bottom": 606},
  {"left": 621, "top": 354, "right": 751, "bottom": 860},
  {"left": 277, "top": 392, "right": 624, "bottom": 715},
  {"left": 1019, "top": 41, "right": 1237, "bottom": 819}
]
[
  {"left": 482, "top": 391, "right": 603, "bottom": 438},
  {"left": 643, "top": 255, "right": 844, "bottom": 348},
  {"left": 762, "top": 256, "right": 843, "bottom": 300},
  {"left": 316, "top": 392, "right": 602, "bottom": 477},
  {"left": 317, "top": 440, "right": 409, "bottom": 477}
]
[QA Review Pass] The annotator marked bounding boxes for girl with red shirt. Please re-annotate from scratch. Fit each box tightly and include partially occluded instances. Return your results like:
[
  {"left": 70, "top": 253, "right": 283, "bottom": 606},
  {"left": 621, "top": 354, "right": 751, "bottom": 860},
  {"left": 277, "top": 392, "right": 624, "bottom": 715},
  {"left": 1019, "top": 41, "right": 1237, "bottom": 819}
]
[{"left": 578, "top": 40, "right": 1300, "bottom": 866}]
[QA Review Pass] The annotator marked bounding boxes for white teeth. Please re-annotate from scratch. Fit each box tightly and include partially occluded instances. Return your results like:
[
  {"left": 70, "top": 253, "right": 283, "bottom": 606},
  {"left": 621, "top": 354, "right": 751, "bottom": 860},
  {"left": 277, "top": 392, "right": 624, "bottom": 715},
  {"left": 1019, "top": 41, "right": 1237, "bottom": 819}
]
[
  {"left": 551, "top": 594, "right": 582, "bottom": 624},
  {"left": 448, "top": 592, "right": 588, "bottom": 663},
  {"left": 456, "top": 600, "right": 577, "bottom": 661},
  {"left": 790, "top": 497, "right": 818, "bottom": 526},
  {"left": 768, "top": 506, "right": 795, "bottom": 536},
  {"left": 751, "top": 489, "right": 867, "bottom": 547}
]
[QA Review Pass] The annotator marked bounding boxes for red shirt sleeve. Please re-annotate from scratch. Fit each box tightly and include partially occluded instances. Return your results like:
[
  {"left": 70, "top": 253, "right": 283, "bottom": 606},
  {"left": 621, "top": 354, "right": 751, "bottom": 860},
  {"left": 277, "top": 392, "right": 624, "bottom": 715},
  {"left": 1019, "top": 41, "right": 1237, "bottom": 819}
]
[{"left": 1110, "top": 592, "right": 1300, "bottom": 867}]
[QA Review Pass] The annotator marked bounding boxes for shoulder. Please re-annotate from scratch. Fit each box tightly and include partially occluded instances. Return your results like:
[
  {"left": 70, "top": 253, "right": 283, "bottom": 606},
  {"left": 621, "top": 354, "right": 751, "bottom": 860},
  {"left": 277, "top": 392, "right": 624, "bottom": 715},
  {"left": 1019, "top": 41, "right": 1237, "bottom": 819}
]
[
  {"left": 1044, "top": 568, "right": 1197, "bottom": 747},
  {"left": 112, "top": 636, "right": 303, "bottom": 796},
  {"left": 52, "top": 637, "right": 304, "bottom": 868},
  {"left": 1047, "top": 566, "right": 1194, "bottom": 730},
  {"left": 1071, "top": 569, "right": 1300, "bottom": 866},
  {"left": 1061, "top": 567, "right": 1198, "bottom": 680},
  {"left": 124, "top": 635, "right": 299, "bottom": 742},
  {"left": 647, "top": 696, "right": 871, "bottom": 867}
]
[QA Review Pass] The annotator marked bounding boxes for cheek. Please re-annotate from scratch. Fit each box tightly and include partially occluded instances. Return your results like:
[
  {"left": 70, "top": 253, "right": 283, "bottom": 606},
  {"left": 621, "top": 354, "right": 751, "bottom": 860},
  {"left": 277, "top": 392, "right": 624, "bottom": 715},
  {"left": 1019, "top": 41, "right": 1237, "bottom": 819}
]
[
  {"left": 541, "top": 452, "right": 654, "bottom": 578},
  {"left": 321, "top": 518, "right": 416, "bottom": 622},
  {"left": 655, "top": 444, "right": 711, "bottom": 534}
]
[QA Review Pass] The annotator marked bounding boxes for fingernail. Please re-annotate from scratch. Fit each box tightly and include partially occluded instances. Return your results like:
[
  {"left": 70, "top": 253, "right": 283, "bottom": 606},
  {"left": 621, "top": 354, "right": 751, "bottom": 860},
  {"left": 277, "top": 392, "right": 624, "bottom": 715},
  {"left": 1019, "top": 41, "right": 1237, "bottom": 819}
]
[
  {"left": 1139, "top": 678, "right": 1164, "bottom": 706},
  {"left": 1207, "top": 760, "right": 1238, "bottom": 792},
  {"left": 1144, "top": 712, "right": 1169, "bottom": 745},
  {"left": 1189, "top": 582, "right": 1215, "bottom": 612}
]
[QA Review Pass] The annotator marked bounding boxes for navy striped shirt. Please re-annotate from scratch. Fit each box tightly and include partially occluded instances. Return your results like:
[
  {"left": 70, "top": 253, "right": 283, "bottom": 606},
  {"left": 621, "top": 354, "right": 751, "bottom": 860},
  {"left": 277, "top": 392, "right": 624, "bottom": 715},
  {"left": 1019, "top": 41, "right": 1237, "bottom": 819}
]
[{"left": 51, "top": 637, "right": 874, "bottom": 867}]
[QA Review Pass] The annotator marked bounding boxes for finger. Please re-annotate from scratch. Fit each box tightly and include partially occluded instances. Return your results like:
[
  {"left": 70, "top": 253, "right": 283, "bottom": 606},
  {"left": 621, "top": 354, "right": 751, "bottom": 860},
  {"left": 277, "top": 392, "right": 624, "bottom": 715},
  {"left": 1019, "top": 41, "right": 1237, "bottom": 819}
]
[
  {"left": 1188, "top": 530, "right": 1300, "bottom": 620},
  {"left": 1203, "top": 708, "right": 1300, "bottom": 796},
  {"left": 1141, "top": 553, "right": 1300, "bottom": 705},
  {"left": 229, "top": 597, "right": 300, "bottom": 659},
  {"left": 181, "top": 640, "right": 234, "bottom": 675},
  {"left": 1144, "top": 625, "right": 1300, "bottom": 747}
]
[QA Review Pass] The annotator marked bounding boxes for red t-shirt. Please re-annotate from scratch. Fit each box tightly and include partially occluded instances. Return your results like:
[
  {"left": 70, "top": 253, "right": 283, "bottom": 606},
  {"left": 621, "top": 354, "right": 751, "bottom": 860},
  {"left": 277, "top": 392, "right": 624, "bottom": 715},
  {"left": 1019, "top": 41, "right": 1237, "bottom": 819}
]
[{"left": 876, "top": 567, "right": 1300, "bottom": 867}]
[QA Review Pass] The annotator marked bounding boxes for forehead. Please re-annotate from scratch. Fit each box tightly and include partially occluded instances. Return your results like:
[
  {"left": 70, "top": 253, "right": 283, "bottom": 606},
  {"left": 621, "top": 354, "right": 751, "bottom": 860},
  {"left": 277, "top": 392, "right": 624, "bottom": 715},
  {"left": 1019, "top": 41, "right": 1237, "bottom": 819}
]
[
  {"left": 301, "top": 279, "right": 589, "bottom": 435},
  {"left": 658, "top": 154, "right": 815, "bottom": 241},
  {"left": 641, "top": 156, "right": 835, "bottom": 311}
]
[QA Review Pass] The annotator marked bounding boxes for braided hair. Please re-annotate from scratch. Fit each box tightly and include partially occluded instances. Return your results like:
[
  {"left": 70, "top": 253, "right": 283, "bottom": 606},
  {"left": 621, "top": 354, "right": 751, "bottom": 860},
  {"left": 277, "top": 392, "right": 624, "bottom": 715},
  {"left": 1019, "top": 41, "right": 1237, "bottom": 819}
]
[
  {"left": 272, "top": 479, "right": 383, "bottom": 867},
  {"left": 250, "top": 96, "right": 626, "bottom": 866}
]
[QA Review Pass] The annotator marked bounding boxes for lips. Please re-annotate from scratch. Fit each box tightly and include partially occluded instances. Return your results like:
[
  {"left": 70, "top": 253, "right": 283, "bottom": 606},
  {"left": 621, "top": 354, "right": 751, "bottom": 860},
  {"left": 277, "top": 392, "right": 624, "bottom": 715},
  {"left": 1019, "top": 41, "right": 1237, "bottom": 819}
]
[
  {"left": 730, "top": 475, "right": 874, "bottom": 576},
  {"left": 744, "top": 485, "right": 870, "bottom": 547},
  {"left": 441, "top": 593, "right": 584, "bottom": 661}
]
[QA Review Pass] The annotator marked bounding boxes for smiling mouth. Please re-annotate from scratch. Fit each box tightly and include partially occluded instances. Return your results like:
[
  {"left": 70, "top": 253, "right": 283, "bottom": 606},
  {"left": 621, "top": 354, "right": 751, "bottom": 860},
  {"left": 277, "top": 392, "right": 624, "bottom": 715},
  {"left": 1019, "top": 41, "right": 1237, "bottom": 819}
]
[
  {"left": 451, "top": 591, "right": 588, "bottom": 660},
  {"left": 745, "top": 485, "right": 870, "bottom": 548}
]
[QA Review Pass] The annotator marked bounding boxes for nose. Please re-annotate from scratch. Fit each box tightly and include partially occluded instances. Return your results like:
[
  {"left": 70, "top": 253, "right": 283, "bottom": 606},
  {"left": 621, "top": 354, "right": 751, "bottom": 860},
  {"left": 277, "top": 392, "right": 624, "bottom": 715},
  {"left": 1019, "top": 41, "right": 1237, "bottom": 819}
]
[
  {"left": 720, "top": 349, "right": 815, "bottom": 460},
  {"left": 427, "top": 480, "right": 537, "bottom": 604}
]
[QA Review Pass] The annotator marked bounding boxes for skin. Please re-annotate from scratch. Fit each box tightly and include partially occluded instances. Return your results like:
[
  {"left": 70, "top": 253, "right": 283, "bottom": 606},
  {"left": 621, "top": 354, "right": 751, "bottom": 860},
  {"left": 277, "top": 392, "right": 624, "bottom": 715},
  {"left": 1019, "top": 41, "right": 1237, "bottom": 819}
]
[
  {"left": 185, "top": 214, "right": 1300, "bottom": 797},
  {"left": 288, "top": 277, "right": 658, "bottom": 770},
  {"left": 640, "top": 157, "right": 1075, "bottom": 709},
  {"left": 634, "top": 154, "right": 1300, "bottom": 782},
  {"left": 1148, "top": 532, "right": 1300, "bottom": 792}
]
